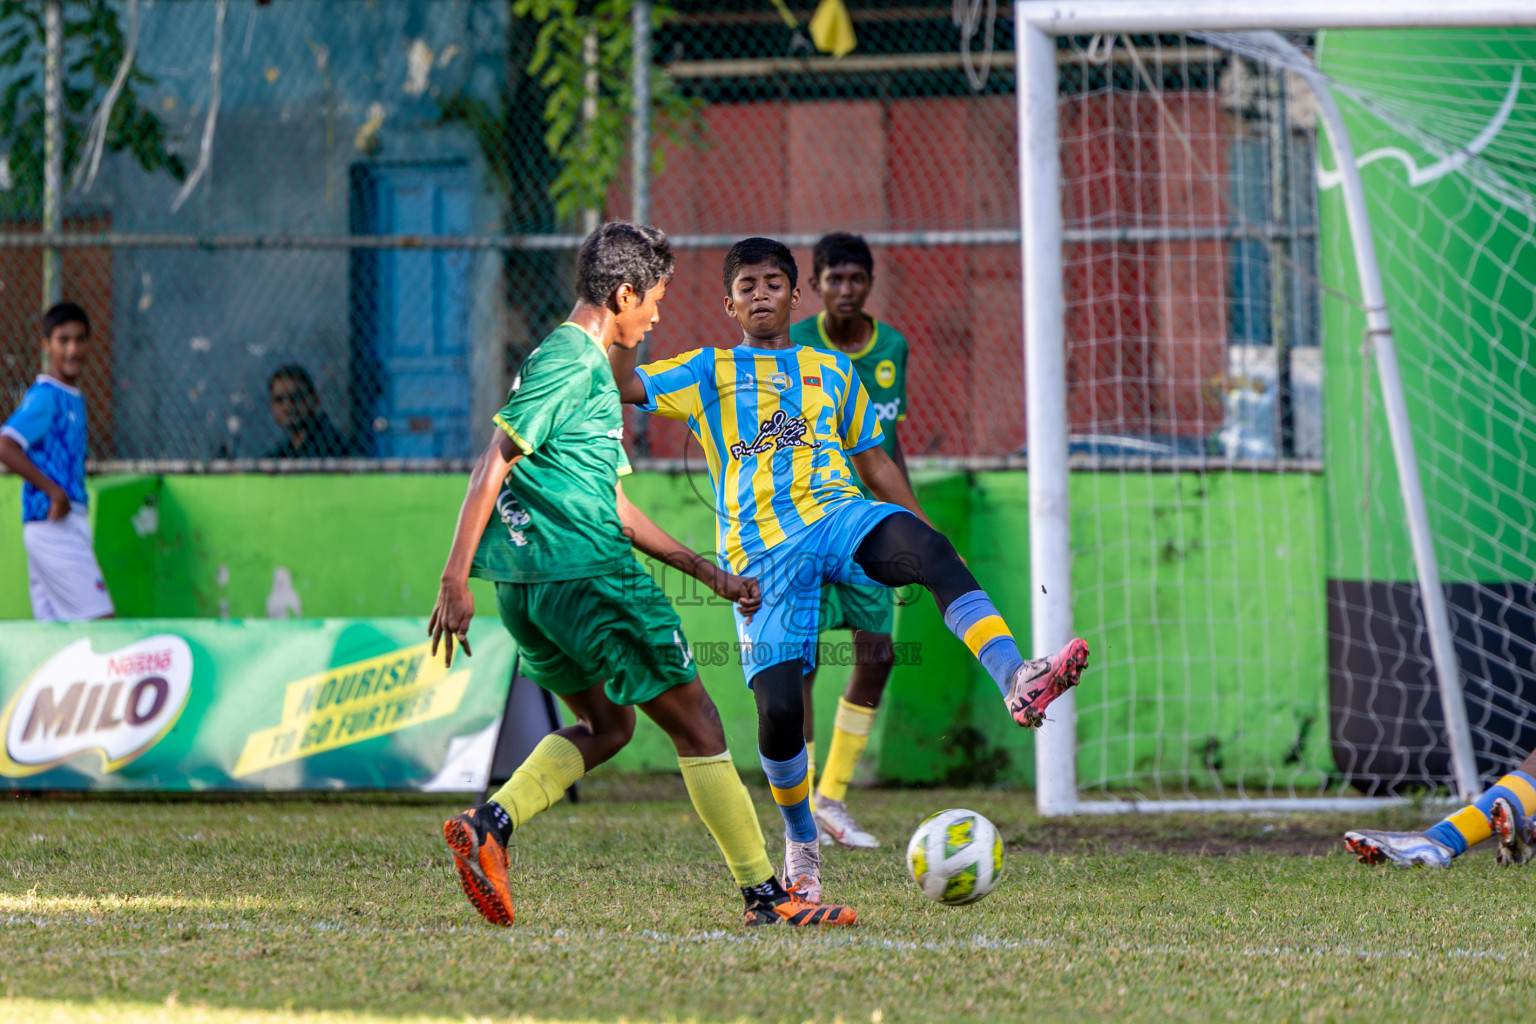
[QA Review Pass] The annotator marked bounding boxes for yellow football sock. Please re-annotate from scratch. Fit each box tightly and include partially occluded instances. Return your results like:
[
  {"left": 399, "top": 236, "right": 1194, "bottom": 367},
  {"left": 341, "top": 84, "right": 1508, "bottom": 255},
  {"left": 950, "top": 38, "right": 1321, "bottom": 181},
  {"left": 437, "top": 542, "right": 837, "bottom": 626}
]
[
  {"left": 806, "top": 739, "right": 817, "bottom": 812},
  {"left": 678, "top": 752, "right": 775, "bottom": 887},
  {"left": 817, "top": 698, "right": 876, "bottom": 803},
  {"left": 1444, "top": 805, "right": 1494, "bottom": 848},
  {"left": 488, "top": 734, "right": 585, "bottom": 830}
]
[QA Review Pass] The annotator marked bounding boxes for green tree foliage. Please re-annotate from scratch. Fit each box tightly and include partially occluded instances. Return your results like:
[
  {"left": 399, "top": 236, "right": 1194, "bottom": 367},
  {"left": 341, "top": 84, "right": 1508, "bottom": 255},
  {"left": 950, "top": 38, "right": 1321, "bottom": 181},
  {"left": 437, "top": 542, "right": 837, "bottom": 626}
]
[
  {"left": 512, "top": 0, "right": 700, "bottom": 224},
  {"left": 0, "top": 1, "right": 185, "bottom": 218}
]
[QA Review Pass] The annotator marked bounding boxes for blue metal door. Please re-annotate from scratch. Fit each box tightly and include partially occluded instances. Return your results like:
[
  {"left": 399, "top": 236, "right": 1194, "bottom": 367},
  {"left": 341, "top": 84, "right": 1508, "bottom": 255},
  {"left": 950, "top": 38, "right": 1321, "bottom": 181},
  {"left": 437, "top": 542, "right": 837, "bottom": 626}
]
[{"left": 352, "top": 163, "right": 472, "bottom": 457}]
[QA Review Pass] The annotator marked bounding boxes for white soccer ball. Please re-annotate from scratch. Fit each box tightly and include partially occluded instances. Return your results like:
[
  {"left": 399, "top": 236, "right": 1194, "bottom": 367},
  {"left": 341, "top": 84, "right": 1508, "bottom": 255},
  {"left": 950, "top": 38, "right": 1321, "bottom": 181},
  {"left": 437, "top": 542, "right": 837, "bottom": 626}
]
[{"left": 906, "top": 807, "right": 1004, "bottom": 906}]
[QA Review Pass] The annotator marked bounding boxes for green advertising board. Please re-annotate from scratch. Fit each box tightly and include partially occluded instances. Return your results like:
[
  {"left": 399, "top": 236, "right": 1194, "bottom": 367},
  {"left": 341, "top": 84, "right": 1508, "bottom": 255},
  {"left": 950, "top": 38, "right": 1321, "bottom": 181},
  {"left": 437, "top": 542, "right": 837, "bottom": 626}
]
[
  {"left": 1318, "top": 29, "right": 1536, "bottom": 787},
  {"left": 1319, "top": 29, "right": 1536, "bottom": 585},
  {"left": 0, "top": 618, "right": 515, "bottom": 791}
]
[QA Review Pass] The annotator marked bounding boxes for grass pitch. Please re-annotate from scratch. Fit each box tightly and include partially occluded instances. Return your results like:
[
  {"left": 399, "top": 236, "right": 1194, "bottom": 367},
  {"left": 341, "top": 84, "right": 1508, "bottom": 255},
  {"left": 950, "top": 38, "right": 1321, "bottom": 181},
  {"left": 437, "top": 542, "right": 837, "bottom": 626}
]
[{"left": 4, "top": 780, "right": 1534, "bottom": 1024}]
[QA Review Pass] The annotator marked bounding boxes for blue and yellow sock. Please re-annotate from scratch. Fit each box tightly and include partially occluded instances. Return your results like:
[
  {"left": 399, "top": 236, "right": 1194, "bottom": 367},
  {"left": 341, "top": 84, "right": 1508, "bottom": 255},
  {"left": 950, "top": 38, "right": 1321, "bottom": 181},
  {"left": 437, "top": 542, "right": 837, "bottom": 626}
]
[
  {"left": 760, "top": 745, "right": 817, "bottom": 843},
  {"left": 942, "top": 590, "right": 1025, "bottom": 696},
  {"left": 1424, "top": 771, "right": 1536, "bottom": 855}
]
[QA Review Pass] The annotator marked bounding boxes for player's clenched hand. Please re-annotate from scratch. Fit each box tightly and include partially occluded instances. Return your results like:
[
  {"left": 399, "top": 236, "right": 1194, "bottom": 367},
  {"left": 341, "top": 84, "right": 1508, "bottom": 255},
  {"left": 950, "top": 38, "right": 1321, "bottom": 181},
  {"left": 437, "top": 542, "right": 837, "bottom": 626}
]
[
  {"left": 46, "top": 484, "right": 70, "bottom": 522},
  {"left": 712, "top": 571, "right": 762, "bottom": 623},
  {"left": 429, "top": 579, "right": 475, "bottom": 668}
]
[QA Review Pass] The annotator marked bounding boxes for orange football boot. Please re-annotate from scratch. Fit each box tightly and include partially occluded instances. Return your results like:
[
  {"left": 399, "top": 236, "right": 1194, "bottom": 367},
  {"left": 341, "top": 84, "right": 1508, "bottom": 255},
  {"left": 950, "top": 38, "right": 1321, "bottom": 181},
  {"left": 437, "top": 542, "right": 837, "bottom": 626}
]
[
  {"left": 443, "top": 806, "right": 514, "bottom": 927},
  {"left": 743, "top": 880, "right": 857, "bottom": 927}
]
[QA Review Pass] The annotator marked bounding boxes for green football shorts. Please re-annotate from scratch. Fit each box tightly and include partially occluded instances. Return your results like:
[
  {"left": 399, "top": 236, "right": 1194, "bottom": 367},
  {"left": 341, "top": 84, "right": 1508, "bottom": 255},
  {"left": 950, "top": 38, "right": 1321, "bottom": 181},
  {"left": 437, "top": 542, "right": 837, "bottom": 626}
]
[
  {"left": 494, "top": 563, "right": 696, "bottom": 707},
  {"left": 819, "top": 580, "right": 896, "bottom": 636}
]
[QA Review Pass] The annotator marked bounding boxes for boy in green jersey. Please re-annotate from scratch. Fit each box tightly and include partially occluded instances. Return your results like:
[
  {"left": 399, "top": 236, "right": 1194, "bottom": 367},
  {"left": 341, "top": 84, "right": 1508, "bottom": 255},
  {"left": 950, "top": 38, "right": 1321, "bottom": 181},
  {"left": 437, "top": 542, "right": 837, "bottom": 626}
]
[
  {"left": 430, "top": 222, "right": 855, "bottom": 929},
  {"left": 787, "top": 234, "right": 908, "bottom": 849}
]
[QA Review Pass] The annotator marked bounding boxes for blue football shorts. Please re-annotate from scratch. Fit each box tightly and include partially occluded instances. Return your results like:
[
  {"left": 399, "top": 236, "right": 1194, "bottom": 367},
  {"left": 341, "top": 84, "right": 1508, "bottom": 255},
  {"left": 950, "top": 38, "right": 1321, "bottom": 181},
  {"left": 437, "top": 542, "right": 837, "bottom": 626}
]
[{"left": 731, "top": 499, "right": 912, "bottom": 684}]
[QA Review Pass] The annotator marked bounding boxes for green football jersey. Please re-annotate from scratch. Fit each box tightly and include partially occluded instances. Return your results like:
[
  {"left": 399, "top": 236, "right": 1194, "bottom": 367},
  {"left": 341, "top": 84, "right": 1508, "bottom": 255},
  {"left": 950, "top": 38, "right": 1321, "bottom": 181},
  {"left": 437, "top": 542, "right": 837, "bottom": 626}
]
[
  {"left": 790, "top": 312, "right": 909, "bottom": 458},
  {"left": 470, "top": 322, "right": 634, "bottom": 584}
]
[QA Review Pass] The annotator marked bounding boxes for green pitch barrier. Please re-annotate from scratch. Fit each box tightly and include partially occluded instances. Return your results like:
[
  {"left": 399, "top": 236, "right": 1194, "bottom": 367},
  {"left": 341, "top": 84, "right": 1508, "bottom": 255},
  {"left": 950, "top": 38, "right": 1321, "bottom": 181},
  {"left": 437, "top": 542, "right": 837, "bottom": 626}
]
[
  {"left": 0, "top": 469, "right": 1331, "bottom": 790},
  {"left": 1319, "top": 29, "right": 1536, "bottom": 787}
]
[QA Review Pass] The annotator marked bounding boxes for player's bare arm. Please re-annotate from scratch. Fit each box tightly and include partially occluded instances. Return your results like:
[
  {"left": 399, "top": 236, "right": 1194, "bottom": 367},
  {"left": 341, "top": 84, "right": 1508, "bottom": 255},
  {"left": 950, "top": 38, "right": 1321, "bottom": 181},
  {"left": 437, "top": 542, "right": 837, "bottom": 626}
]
[
  {"left": 429, "top": 430, "right": 523, "bottom": 667},
  {"left": 850, "top": 445, "right": 931, "bottom": 528},
  {"left": 0, "top": 436, "right": 70, "bottom": 521},
  {"left": 615, "top": 481, "right": 761, "bottom": 622},
  {"left": 608, "top": 343, "right": 649, "bottom": 404},
  {"left": 890, "top": 429, "right": 910, "bottom": 484}
]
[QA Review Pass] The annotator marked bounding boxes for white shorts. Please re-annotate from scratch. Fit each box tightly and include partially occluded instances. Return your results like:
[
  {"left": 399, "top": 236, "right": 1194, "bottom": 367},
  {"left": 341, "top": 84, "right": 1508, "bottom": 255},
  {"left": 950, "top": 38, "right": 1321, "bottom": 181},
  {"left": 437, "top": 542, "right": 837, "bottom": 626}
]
[{"left": 23, "top": 508, "right": 114, "bottom": 621}]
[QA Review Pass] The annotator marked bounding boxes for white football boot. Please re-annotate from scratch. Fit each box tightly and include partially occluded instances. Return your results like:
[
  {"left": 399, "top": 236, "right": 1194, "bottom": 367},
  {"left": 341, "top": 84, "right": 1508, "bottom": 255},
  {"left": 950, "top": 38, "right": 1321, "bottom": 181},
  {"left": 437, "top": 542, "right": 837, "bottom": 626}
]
[
  {"left": 784, "top": 835, "right": 824, "bottom": 904},
  {"left": 810, "top": 792, "right": 833, "bottom": 845},
  {"left": 812, "top": 796, "right": 880, "bottom": 849},
  {"left": 1006, "top": 638, "right": 1090, "bottom": 727},
  {"left": 1344, "top": 829, "right": 1454, "bottom": 868}
]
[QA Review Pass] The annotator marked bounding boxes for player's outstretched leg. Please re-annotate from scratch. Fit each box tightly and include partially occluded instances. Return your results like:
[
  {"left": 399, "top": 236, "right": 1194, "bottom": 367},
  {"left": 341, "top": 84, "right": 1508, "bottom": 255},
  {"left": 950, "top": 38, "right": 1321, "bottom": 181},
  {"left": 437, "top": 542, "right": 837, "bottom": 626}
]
[
  {"left": 1346, "top": 763, "right": 1536, "bottom": 868},
  {"left": 444, "top": 686, "right": 631, "bottom": 926},
  {"left": 751, "top": 660, "right": 828, "bottom": 902},
  {"left": 851, "top": 511, "right": 1089, "bottom": 728},
  {"left": 642, "top": 677, "right": 856, "bottom": 926}
]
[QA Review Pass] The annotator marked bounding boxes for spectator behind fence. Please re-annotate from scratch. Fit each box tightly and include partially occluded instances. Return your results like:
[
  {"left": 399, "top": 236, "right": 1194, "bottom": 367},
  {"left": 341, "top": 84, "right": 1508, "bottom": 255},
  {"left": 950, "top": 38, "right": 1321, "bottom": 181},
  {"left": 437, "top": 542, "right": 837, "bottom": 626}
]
[
  {"left": 0, "top": 302, "right": 114, "bottom": 620},
  {"left": 265, "top": 364, "right": 360, "bottom": 459}
]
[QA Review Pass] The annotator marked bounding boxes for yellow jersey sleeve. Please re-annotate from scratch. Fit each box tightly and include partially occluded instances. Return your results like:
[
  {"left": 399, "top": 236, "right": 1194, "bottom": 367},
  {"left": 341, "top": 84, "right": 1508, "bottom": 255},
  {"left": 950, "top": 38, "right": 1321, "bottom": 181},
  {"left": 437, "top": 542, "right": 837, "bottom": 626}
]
[{"left": 635, "top": 348, "right": 710, "bottom": 422}]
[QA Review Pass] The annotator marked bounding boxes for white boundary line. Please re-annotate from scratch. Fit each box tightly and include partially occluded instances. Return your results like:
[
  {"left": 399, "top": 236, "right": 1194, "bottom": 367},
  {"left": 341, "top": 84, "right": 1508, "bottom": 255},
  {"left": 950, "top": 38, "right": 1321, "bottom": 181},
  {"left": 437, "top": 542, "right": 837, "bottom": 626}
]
[{"left": 9, "top": 915, "right": 1529, "bottom": 964}]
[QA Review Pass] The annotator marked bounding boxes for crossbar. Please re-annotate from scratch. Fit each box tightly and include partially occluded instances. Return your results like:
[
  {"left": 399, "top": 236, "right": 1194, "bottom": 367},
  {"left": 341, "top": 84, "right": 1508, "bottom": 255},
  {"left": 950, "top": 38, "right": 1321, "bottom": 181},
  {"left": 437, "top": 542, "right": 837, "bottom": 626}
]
[{"left": 1017, "top": 0, "right": 1536, "bottom": 33}]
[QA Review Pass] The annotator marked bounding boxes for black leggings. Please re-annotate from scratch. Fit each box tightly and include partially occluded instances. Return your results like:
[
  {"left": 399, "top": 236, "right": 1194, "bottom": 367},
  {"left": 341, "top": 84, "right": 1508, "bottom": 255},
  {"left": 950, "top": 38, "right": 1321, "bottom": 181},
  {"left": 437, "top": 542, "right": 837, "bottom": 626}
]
[
  {"left": 754, "top": 660, "right": 807, "bottom": 761},
  {"left": 852, "top": 511, "right": 979, "bottom": 613},
  {"left": 752, "top": 512, "right": 981, "bottom": 761}
]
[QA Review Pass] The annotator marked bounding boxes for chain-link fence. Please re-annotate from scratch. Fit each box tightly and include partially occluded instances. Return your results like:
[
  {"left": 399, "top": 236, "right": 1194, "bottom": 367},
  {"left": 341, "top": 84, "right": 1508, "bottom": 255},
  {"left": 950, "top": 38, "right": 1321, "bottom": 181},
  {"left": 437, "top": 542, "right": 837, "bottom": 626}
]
[{"left": 0, "top": 1, "right": 1319, "bottom": 468}]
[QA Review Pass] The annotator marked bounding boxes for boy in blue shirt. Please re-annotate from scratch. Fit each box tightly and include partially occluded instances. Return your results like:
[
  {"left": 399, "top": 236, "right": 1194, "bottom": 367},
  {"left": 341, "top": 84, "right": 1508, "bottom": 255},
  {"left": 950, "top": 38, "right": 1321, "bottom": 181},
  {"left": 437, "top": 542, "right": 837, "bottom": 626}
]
[{"left": 0, "top": 302, "right": 113, "bottom": 620}]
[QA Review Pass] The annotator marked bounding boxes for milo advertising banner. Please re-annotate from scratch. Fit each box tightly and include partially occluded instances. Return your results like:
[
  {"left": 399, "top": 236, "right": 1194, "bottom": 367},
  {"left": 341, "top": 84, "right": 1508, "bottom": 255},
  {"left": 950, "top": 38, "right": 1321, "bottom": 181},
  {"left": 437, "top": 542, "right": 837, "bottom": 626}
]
[
  {"left": 1319, "top": 30, "right": 1536, "bottom": 790},
  {"left": 0, "top": 619, "right": 515, "bottom": 791}
]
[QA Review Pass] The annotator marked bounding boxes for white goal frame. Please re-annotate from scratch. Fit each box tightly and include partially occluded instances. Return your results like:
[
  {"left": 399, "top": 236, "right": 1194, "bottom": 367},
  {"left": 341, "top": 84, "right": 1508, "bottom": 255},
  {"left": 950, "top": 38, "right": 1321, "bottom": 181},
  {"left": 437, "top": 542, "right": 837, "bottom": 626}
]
[{"left": 1016, "top": 0, "right": 1536, "bottom": 816}]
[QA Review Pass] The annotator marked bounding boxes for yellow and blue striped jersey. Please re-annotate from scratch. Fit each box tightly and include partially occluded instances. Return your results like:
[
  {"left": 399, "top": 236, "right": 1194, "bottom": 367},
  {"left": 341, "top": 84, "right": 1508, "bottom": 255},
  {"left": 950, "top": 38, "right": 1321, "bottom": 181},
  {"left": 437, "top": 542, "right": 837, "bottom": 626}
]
[{"left": 636, "top": 344, "right": 885, "bottom": 571}]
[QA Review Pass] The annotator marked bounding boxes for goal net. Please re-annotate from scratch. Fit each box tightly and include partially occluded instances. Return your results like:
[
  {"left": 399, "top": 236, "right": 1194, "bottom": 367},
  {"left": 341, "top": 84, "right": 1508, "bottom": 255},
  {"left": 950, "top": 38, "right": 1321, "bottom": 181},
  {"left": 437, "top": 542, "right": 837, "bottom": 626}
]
[{"left": 1020, "top": 10, "right": 1536, "bottom": 810}]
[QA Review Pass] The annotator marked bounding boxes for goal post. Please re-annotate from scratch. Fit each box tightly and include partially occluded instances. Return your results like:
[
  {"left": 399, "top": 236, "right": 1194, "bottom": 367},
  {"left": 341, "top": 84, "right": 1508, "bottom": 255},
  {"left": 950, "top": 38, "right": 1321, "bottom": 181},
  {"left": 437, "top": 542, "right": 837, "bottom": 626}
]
[{"left": 1015, "top": 1, "right": 1536, "bottom": 815}]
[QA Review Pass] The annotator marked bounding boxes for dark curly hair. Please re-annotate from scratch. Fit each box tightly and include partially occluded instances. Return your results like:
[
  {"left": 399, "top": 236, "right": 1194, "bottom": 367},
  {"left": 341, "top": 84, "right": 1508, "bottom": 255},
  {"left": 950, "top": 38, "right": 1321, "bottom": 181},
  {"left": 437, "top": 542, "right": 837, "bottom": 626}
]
[
  {"left": 41, "top": 301, "right": 91, "bottom": 338},
  {"left": 722, "top": 236, "right": 798, "bottom": 292},
  {"left": 811, "top": 232, "right": 874, "bottom": 279},
  {"left": 575, "top": 221, "right": 675, "bottom": 306}
]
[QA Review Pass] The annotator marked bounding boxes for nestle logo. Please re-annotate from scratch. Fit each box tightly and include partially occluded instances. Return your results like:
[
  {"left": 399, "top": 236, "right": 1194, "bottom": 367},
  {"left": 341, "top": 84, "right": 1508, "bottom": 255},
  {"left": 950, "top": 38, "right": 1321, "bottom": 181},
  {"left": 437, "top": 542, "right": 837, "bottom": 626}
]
[{"left": 106, "top": 650, "right": 174, "bottom": 677}]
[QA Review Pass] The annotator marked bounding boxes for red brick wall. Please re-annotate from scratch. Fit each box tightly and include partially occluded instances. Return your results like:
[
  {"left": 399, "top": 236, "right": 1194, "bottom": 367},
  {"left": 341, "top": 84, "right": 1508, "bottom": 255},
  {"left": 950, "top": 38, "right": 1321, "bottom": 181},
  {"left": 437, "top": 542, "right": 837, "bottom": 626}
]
[
  {"left": 0, "top": 220, "right": 115, "bottom": 457},
  {"left": 633, "top": 90, "right": 1227, "bottom": 457},
  {"left": 1061, "top": 91, "right": 1228, "bottom": 442}
]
